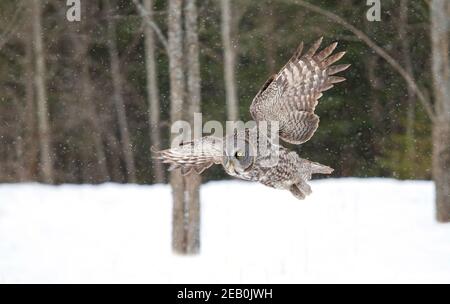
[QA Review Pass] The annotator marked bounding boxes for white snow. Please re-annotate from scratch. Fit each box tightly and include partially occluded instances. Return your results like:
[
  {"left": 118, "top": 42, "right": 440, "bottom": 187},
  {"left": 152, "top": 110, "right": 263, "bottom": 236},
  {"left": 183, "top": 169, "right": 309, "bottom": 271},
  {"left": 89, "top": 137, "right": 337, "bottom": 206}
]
[{"left": 0, "top": 178, "right": 449, "bottom": 284}]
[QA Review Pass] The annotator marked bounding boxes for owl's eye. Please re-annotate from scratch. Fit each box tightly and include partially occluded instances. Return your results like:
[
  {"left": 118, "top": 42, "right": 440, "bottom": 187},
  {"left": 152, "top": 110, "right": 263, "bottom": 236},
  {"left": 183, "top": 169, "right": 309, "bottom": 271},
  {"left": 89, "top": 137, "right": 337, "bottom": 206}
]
[{"left": 234, "top": 151, "right": 245, "bottom": 161}]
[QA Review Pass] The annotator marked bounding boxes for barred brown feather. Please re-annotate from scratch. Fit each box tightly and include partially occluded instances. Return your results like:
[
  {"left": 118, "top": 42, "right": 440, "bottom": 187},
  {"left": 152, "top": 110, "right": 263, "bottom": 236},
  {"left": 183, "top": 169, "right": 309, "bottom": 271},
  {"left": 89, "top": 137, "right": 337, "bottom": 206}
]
[
  {"left": 156, "top": 38, "right": 349, "bottom": 200},
  {"left": 153, "top": 137, "right": 223, "bottom": 176},
  {"left": 250, "top": 38, "right": 349, "bottom": 144}
]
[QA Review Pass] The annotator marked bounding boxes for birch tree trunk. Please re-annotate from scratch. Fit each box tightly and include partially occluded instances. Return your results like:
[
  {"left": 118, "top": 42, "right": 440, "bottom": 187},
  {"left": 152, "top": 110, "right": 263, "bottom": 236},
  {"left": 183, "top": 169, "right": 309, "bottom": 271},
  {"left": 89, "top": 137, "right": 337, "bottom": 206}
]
[
  {"left": 168, "top": 0, "right": 188, "bottom": 253},
  {"left": 431, "top": 0, "right": 450, "bottom": 222},
  {"left": 143, "top": 0, "right": 165, "bottom": 183},
  {"left": 31, "top": 0, "right": 54, "bottom": 184},
  {"left": 24, "top": 12, "right": 39, "bottom": 181},
  {"left": 184, "top": 0, "right": 202, "bottom": 254},
  {"left": 220, "top": 0, "right": 239, "bottom": 122},
  {"left": 106, "top": 1, "right": 137, "bottom": 183}
]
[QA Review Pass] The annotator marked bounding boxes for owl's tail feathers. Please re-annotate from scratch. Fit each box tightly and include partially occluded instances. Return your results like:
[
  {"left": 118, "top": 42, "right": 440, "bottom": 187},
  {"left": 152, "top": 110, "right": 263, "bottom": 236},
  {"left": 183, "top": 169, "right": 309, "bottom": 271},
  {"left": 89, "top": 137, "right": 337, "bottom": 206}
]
[{"left": 311, "top": 161, "right": 334, "bottom": 175}]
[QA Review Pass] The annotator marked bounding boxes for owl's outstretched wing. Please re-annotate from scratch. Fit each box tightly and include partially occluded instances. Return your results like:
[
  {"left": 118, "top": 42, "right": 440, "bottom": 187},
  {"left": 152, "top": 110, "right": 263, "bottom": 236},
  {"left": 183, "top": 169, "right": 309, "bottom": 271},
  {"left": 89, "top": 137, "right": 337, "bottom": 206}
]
[
  {"left": 250, "top": 37, "right": 350, "bottom": 144},
  {"left": 154, "top": 136, "right": 224, "bottom": 175}
]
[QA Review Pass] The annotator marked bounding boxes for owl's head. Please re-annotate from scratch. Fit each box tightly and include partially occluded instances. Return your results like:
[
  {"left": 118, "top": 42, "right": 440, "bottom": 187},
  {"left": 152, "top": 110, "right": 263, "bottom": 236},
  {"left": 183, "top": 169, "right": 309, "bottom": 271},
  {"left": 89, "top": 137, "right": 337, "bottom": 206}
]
[{"left": 222, "top": 136, "right": 255, "bottom": 176}]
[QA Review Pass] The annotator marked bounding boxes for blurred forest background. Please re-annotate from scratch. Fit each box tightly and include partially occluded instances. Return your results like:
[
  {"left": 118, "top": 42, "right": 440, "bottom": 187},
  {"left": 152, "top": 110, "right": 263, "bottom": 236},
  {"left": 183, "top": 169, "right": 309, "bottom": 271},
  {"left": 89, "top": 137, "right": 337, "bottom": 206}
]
[
  {"left": 0, "top": 0, "right": 440, "bottom": 183},
  {"left": 1, "top": 0, "right": 449, "bottom": 252}
]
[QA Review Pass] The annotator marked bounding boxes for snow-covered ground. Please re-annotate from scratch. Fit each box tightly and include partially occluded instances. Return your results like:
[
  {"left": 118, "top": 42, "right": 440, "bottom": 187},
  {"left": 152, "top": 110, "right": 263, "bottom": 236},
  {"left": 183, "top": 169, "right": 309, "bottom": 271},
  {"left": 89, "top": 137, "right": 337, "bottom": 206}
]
[{"left": 0, "top": 178, "right": 449, "bottom": 284}]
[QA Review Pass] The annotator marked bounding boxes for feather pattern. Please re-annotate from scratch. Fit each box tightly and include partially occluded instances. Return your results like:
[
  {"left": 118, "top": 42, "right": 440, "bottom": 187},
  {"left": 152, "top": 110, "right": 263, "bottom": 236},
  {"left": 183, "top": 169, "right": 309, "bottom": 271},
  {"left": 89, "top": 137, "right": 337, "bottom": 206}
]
[
  {"left": 156, "top": 38, "right": 349, "bottom": 200},
  {"left": 250, "top": 38, "right": 349, "bottom": 144},
  {"left": 153, "top": 137, "right": 223, "bottom": 175}
]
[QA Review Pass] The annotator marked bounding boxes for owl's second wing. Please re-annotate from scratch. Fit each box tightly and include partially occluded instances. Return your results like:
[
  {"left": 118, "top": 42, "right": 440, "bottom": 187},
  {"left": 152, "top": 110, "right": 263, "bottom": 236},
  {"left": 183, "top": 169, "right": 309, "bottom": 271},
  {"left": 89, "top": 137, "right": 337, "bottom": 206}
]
[
  {"left": 250, "top": 37, "right": 349, "bottom": 144},
  {"left": 154, "top": 136, "right": 224, "bottom": 175}
]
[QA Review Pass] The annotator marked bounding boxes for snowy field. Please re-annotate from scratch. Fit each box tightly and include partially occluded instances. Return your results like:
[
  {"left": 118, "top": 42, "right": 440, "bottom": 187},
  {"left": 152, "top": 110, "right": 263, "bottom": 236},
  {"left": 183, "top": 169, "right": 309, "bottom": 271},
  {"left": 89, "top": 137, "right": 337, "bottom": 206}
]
[{"left": 0, "top": 178, "right": 449, "bottom": 284}]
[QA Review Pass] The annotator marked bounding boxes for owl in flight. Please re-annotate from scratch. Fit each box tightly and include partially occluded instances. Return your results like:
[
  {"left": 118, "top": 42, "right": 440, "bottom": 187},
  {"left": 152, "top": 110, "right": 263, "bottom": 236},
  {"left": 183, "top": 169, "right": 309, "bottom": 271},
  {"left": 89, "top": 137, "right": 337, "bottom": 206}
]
[{"left": 156, "top": 38, "right": 349, "bottom": 200}]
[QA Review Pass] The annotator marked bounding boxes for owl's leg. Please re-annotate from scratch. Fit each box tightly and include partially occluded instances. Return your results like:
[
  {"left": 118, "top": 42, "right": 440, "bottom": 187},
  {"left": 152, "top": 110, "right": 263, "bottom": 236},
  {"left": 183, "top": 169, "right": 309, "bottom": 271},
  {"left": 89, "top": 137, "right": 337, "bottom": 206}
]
[
  {"left": 289, "top": 180, "right": 312, "bottom": 200},
  {"left": 289, "top": 185, "right": 305, "bottom": 200},
  {"left": 297, "top": 180, "right": 312, "bottom": 195}
]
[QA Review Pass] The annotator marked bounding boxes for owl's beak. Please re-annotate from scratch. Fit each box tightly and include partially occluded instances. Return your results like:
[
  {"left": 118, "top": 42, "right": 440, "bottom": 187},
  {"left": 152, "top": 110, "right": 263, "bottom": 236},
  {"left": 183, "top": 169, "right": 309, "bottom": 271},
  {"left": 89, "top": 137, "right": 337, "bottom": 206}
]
[{"left": 224, "top": 158, "right": 235, "bottom": 174}]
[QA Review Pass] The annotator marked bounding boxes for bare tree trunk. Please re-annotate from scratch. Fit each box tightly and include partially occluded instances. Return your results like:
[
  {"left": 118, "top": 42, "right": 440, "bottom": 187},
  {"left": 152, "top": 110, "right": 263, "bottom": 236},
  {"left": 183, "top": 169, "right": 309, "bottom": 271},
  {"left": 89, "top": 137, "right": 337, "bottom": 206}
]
[
  {"left": 143, "top": 0, "right": 165, "bottom": 183},
  {"left": 15, "top": 135, "right": 26, "bottom": 182},
  {"left": 431, "top": 0, "right": 450, "bottom": 222},
  {"left": 31, "top": 0, "right": 54, "bottom": 184},
  {"left": 365, "top": 56, "right": 384, "bottom": 157},
  {"left": 398, "top": 0, "right": 416, "bottom": 172},
  {"left": 81, "top": 61, "right": 110, "bottom": 182},
  {"left": 168, "top": 0, "right": 187, "bottom": 253},
  {"left": 220, "top": 0, "right": 239, "bottom": 121},
  {"left": 363, "top": 16, "right": 384, "bottom": 159},
  {"left": 106, "top": 1, "right": 137, "bottom": 183},
  {"left": 76, "top": 26, "right": 110, "bottom": 182},
  {"left": 24, "top": 16, "right": 39, "bottom": 181},
  {"left": 15, "top": 92, "right": 26, "bottom": 181},
  {"left": 184, "top": 0, "right": 202, "bottom": 254},
  {"left": 105, "top": 132, "right": 126, "bottom": 182}
]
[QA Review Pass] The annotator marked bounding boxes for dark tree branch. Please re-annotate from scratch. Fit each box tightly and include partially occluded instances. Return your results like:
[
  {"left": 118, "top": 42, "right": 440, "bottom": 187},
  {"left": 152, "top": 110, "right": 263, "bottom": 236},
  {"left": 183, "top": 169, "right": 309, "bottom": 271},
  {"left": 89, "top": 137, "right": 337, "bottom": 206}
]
[
  {"left": 132, "top": 0, "right": 169, "bottom": 52},
  {"left": 280, "top": 0, "right": 436, "bottom": 122}
]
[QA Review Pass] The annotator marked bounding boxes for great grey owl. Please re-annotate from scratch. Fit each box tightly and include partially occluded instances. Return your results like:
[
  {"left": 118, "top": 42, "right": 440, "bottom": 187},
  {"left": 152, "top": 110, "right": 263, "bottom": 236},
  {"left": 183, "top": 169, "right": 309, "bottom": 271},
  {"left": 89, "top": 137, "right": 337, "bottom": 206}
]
[{"left": 156, "top": 38, "right": 349, "bottom": 200}]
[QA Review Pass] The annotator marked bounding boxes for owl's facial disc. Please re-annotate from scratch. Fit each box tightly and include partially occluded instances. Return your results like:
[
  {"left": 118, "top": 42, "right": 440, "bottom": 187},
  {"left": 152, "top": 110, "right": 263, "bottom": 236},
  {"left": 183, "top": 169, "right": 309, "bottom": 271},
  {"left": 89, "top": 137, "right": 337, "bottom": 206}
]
[{"left": 223, "top": 135, "right": 255, "bottom": 175}]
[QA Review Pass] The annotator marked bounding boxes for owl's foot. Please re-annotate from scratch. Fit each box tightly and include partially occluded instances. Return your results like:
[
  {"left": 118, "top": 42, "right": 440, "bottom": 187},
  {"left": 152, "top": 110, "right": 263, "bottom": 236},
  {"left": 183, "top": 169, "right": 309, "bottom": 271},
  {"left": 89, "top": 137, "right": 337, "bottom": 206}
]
[{"left": 289, "top": 180, "right": 312, "bottom": 200}]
